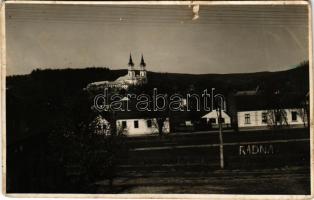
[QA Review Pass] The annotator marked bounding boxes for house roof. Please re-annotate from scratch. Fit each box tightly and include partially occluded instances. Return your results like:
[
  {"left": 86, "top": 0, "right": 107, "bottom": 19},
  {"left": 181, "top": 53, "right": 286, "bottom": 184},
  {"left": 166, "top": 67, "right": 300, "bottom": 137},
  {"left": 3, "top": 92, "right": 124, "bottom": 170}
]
[
  {"left": 202, "top": 109, "right": 230, "bottom": 119},
  {"left": 114, "top": 110, "right": 169, "bottom": 120},
  {"left": 235, "top": 93, "right": 306, "bottom": 111},
  {"left": 235, "top": 86, "right": 260, "bottom": 96}
]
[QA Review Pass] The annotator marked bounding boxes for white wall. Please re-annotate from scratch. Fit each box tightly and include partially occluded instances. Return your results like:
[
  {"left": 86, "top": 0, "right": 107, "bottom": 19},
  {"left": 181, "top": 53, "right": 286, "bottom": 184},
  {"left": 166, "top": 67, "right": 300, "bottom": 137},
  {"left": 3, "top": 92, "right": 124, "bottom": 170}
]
[
  {"left": 237, "top": 108, "right": 307, "bottom": 128},
  {"left": 116, "top": 118, "right": 170, "bottom": 136},
  {"left": 238, "top": 110, "right": 262, "bottom": 128},
  {"left": 285, "top": 108, "right": 307, "bottom": 126}
]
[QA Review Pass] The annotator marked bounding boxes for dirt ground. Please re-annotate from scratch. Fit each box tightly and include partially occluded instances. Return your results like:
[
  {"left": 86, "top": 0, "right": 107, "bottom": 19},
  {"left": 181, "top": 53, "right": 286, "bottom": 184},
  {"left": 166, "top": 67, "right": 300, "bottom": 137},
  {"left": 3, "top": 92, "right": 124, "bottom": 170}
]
[
  {"left": 95, "top": 166, "right": 310, "bottom": 194},
  {"left": 95, "top": 129, "right": 311, "bottom": 194}
]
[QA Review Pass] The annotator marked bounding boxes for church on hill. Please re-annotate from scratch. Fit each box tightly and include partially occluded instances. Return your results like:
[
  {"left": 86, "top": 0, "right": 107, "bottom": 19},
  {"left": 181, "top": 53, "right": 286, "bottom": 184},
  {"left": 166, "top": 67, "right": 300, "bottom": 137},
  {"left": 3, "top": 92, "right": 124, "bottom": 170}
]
[{"left": 86, "top": 53, "right": 148, "bottom": 90}]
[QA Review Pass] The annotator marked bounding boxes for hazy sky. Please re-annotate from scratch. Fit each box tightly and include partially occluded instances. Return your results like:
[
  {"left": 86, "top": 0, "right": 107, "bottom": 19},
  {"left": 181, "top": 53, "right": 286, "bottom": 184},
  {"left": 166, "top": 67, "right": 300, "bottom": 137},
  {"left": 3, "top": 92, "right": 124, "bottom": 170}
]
[{"left": 6, "top": 3, "right": 309, "bottom": 75}]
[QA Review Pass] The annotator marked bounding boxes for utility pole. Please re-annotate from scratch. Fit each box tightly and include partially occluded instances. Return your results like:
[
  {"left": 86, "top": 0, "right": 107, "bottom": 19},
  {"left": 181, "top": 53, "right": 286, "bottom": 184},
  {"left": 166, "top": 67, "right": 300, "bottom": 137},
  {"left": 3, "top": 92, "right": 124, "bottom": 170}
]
[
  {"left": 110, "top": 109, "right": 116, "bottom": 136},
  {"left": 218, "top": 106, "right": 224, "bottom": 169}
]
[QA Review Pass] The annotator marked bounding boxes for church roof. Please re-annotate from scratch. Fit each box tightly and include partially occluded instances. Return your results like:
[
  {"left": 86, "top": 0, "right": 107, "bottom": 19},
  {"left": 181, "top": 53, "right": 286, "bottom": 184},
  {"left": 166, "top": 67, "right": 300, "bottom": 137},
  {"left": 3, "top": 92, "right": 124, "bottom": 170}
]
[
  {"left": 128, "top": 53, "right": 134, "bottom": 67},
  {"left": 140, "top": 54, "right": 146, "bottom": 67}
]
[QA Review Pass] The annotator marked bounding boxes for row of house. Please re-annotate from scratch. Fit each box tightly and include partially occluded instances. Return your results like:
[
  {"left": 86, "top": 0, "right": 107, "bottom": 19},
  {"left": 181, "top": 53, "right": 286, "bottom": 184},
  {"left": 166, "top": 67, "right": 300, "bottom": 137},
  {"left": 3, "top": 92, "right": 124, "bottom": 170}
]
[
  {"left": 92, "top": 91, "right": 308, "bottom": 136},
  {"left": 202, "top": 90, "right": 308, "bottom": 131},
  {"left": 87, "top": 55, "right": 308, "bottom": 136}
]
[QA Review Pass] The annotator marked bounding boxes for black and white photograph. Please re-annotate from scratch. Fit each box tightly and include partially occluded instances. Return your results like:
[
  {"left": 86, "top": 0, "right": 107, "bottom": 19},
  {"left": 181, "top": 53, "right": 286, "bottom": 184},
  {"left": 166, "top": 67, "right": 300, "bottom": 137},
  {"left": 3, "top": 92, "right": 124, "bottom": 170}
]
[{"left": 3, "top": 0, "right": 312, "bottom": 196}]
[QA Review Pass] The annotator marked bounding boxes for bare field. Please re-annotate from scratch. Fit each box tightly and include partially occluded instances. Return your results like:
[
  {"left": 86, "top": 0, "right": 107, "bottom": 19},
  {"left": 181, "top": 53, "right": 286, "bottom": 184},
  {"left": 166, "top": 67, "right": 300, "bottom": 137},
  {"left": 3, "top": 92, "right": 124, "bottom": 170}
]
[{"left": 95, "top": 128, "right": 310, "bottom": 194}]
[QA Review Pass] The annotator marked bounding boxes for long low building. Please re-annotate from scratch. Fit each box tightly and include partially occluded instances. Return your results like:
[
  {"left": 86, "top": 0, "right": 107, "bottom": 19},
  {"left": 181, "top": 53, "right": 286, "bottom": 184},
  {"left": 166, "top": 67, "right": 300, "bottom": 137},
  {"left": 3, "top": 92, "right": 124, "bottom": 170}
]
[
  {"left": 116, "top": 118, "right": 170, "bottom": 136},
  {"left": 91, "top": 111, "right": 170, "bottom": 136},
  {"left": 237, "top": 109, "right": 306, "bottom": 129}
]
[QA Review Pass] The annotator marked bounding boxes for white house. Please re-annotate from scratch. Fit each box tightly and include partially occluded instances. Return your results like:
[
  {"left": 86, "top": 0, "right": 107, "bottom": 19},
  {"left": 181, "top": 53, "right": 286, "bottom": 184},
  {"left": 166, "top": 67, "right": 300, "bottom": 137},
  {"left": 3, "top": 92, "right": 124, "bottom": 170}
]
[
  {"left": 235, "top": 94, "right": 308, "bottom": 129},
  {"left": 237, "top": 109, "right": 307, "bottom": 129},
  {"left": 201, "top": 109, "right": 231, "bottom": 128},
  {"left": 116, "top": 118, "right": 170, "bottom": 136},
  {"left": 93, "top": 112, "right": 170, "bottom": 136}
]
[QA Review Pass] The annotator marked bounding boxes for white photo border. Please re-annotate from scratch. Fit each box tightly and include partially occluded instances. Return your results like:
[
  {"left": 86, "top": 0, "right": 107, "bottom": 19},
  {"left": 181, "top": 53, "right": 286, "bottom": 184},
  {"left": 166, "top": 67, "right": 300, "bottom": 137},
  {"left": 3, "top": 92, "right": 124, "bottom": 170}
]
[{"left": 1, "top": 1, "right": 312, "bottom": 199}]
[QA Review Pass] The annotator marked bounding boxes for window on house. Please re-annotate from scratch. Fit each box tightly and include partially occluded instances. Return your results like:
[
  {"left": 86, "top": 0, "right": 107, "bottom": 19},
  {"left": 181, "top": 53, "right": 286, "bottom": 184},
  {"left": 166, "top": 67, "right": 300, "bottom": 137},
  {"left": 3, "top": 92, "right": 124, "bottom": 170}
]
[
  {"left": 122, "top": 121, "right": 127, "bottom": 129},
  {"left": 262, "top": 112, "right": 267, "bottom": 123},
  {"left": 292, "top": 111, "right": 298, "bottom": 121},
  {"left": 245, "top": 114, "right": 251, "bottom": 124},
  {"left": 209, "top": 118, "right": 216, "bottom": 124},
  {"left": 134, "top": 120, "right": 139, "bottom": 128},
  {"left": 147, "top": 119, "right": 152, "bottom": 128},
  {"left": 219, "top": 117, "right": 225, "bottom": 123}
]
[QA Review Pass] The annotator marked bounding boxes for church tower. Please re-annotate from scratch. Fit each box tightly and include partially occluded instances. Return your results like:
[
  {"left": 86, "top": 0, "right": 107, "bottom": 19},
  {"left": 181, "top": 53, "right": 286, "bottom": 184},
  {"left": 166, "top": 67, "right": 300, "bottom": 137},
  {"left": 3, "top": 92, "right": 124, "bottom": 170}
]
[
  {"left": 128, "top": 53, "right": 135, "bottom": 79},
  {"left": 139, "top": 54, "right": 147, "bottom": 83}
]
